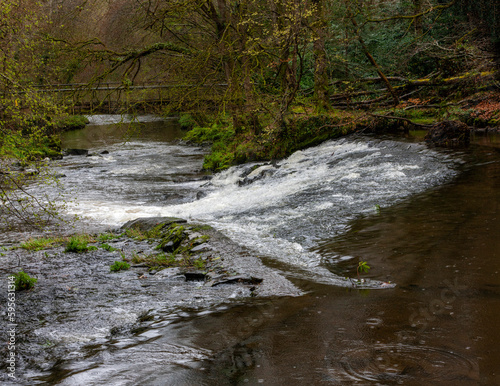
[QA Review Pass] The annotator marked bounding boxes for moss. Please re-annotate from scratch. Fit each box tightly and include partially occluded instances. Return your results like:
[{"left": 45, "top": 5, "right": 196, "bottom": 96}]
[
  {"left": 98, "top": 232, "right": 121, "bottom": 242},
  {"left": 184, "top": 124, "right": 234, "bottom": 144},
  {"left": 411, "top": 118, "right": 436, "bottom": 125},
  {"left": 52, "top": 115, "right": 89, "bottom": 132},
  {"left": 130, "top": 251, "right": 207, "bottom": 271},
  {"left": 184, "top": 111, "right": 353, "bottom": 171},
  {"left": 158, "top": 224, "right": 187, "bottom": 251},
  {"left": 100, "top": 243, "right": 117, "bottom": 252},
  {"left": 203, "top": 146, "right": 235, "bottom": 171},
  {"left": 0, "top": 132, "right": 62, "bottom": 160}
]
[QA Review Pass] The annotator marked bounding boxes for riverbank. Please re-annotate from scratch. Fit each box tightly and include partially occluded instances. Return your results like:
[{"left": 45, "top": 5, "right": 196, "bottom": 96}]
[{"left": 182, "top": 90, "right": 500, "bottom": 171}]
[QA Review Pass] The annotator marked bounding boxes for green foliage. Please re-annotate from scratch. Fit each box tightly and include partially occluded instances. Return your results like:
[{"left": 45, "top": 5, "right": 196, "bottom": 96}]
[
  {"left": 183, "top": 110, "right": 353, "bottom": 171},
  {"left": 20, "top": 237, "right": 63, "bottom": 251},
  {"left": 203, "top": 146, "right": 235, "bottom": 171},
  {"left": 184, "top": 124, "right": 234, "bottom": 144},
  {"left": 52, "top": 115, "right": 89, "bottom": 132},
  {"left": 64, "top": 235, "right": 97, "bottom": 253},
  {"left": 110, "top": 261, "right": 131, "bottom": 272},
  {"left": 100, "top": 243, "right": 117, "bottom": 252},
  {"left": 193, "top": 258, "right": 206, "bottom": 270},
  {"left": 149, "top": 252, "right": 177, "bottom": 267},
  {"left": 357, "top": 261, "right": 371, "bottom": 280},
  {"left": 11, "top": 270, "right": 38, "bottom": 291},
  {"left": 98, "top": 232, "right": 121, "bottom": 242},
  {"left": 178, "top": 113, "right": 197, "bottom": 130},
  {"left": 130, "top": 251, "right": 206, "bottom": 271},
  {"left": 157, "top": 224, "right": 186, "bottom": 251},
  {"left": 124, "top": 227, "right": 148, "bottom": 240},
  {"left": 125, "top": 223, "right": 165, "bottom": 240},
  {"left": 0, "top": 0, "right": 71, "bottom": 228}
]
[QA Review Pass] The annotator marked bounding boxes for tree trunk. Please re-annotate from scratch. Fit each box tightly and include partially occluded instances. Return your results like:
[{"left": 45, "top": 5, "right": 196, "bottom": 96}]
[
  {"left": 312, "top": 0, "right": 330, "bottom": 111},
  {"left": 350, "top": 15, "right": 399, "bottom": 106},
  {"left": 413, "top": 0, "right": 423, "bottom": 34}
]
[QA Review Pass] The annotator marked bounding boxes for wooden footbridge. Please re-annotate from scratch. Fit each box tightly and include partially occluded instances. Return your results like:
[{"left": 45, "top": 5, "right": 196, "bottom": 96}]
[{"left": 32, "top": 82, "right": 227, "bottom": 113}]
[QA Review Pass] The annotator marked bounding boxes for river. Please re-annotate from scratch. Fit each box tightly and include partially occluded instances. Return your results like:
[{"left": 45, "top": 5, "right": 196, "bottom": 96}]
[{"left": 6, "top": 115, "right": 500, "bottom": 384}]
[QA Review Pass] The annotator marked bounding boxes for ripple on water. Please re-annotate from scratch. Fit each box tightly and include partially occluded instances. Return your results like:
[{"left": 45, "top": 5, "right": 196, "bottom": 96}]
[{"left": 331, "top": 343, "right": 479, "bottom": 384}]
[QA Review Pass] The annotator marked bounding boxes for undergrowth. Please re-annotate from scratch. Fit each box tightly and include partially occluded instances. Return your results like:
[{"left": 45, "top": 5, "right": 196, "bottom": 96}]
[
  {"left": 11, "top": 270, "right": 38, "bottom": 291},
  {"left": 65, "top": 235, "right": 97, "bottom": 253},
  {"left": 184, "top": 111, "right": 354, "bottom": 171}
]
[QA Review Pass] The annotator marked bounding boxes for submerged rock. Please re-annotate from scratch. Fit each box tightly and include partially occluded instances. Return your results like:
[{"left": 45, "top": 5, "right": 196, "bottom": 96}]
[{"left": 238, "top": 163, "right": 277, "bottom": 186}]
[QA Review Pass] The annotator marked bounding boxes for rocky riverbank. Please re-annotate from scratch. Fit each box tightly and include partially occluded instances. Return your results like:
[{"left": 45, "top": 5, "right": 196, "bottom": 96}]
[{"left": 0, "top": 217, "right": 300, "bottom": 384}]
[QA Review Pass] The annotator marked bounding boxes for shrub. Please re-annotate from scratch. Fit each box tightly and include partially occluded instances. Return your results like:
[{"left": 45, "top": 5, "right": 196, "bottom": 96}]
[
  {"left": 98, "top": 232, "right": 120, "bottom": 242},
  {"left": 110, "top": 261, "right": 131, "bottom": 272},
  {"left": 100, "top": 243, "right": 117, "bottom": 252},
  {"left": 65, "top": 235, "right": 97, "bottom": 253},
  {"left": 11, "top": 270, "right": 38, "bottom": 291},
  {"left": 53, "top": 115, "right": 89, "bottom": 132},
  {"left": 178, "top": 113, "right": 197, "bottom": 129}
]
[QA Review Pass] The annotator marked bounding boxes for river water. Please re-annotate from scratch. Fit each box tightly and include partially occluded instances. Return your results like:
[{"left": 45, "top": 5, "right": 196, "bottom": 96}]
[{"left": 21, "top": 116, "right": 500, "bottom": 384}]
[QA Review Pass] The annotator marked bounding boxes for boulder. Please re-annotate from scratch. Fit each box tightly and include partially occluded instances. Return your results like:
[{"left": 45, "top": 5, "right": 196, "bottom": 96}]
[
  {"left": 425, "top": 120, "right": 470, "bottom": 147},
  {"left": 63, "top": 148, "right": 89, "bottom": 156}
]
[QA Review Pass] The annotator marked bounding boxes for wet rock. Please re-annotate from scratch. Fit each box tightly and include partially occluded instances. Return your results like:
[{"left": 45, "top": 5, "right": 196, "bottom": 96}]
[
  {"left": 206, "top": 274, "right": 263, "bottom": 287},
  {"left": 164, "top": 192, "right": 186, "bottom": 202},
  {"left": 238, "top": 163, "right": 277, "bottom": 186},
  {"left": 24, "top": 168, "right": 39, "bottom": 176},
  {"left": 188, "top": 232, "right": 203, "bottom": 241},
  {"left": 121, "top": 217, "right": 187, "bottom": 232},
  {"left": 425, "top": 120, "right": 470, "bottom": 147},
  {"left": 196, "top": 191, "right": 207, "bottom": 200},
  {"left": 158, "top": 224, "right": 187, "bottom": 251},
  {"left": 154, "top": 267, "right": 183, "bottom": 279},
  {"left": 100, "top": 150, "right": 109, "bottom": 154},
  {"left": 190, "top": 243, "right": 211, "bottom": 253},
  {"left": 64, "top": 148, "right": 89, "bottom": 156},
  {"left": 0, "top": 218, "right": 302, "bottom": 379},
  {"left": 160, "top": 240, "right": 176, "bottom": 252}
]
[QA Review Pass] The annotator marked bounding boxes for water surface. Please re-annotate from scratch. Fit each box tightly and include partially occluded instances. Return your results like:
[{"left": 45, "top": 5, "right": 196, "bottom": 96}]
[{"left": 26, "top": 119, "right": 500, "bottom": 384}]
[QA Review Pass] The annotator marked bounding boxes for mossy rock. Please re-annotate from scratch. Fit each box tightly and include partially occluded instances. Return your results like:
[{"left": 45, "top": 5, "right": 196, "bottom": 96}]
[
  {"left": 121, "top": 217, "right": 187, "bottom": 233},
  {"left": 52, "top": 115, "right": 90, "bottom": 132},
  {"left": 158, "top": 224, "right": 188, "bottom": 252}
]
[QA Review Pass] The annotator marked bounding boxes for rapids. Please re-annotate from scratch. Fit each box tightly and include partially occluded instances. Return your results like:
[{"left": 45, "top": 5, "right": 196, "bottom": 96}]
[
  {"left": 6, "top": 116, "right": 500, "bottom": 385},
  {"left": 45, "top": 116, "right": 460, "bottom": 285}
]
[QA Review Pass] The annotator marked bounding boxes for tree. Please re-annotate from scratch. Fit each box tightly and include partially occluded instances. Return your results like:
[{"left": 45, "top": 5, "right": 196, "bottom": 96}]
[{"left": 0, "top": 0, "right": 67, "bottom": 228}]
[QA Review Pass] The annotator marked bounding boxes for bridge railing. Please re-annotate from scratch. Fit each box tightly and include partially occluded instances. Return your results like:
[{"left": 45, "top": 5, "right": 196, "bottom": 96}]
[{"left": 6, "top": 82, "right": 228, "bottom": 113}]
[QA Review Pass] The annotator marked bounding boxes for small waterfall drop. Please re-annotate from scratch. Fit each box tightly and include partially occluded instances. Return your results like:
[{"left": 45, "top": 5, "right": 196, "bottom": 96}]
[{"left": 48, "top": 127, "right": 460, "bottom": 284}]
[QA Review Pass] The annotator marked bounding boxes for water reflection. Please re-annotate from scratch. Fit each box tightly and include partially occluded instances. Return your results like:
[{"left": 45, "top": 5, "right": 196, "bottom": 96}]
[{"left": 62, "top": 115, "right": 184, "bottom": 149}]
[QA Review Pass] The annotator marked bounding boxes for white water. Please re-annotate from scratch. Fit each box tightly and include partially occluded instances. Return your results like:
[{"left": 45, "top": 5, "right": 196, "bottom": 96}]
[{"left": 47, "top": 127, "right": 460, "bottom": 284}]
